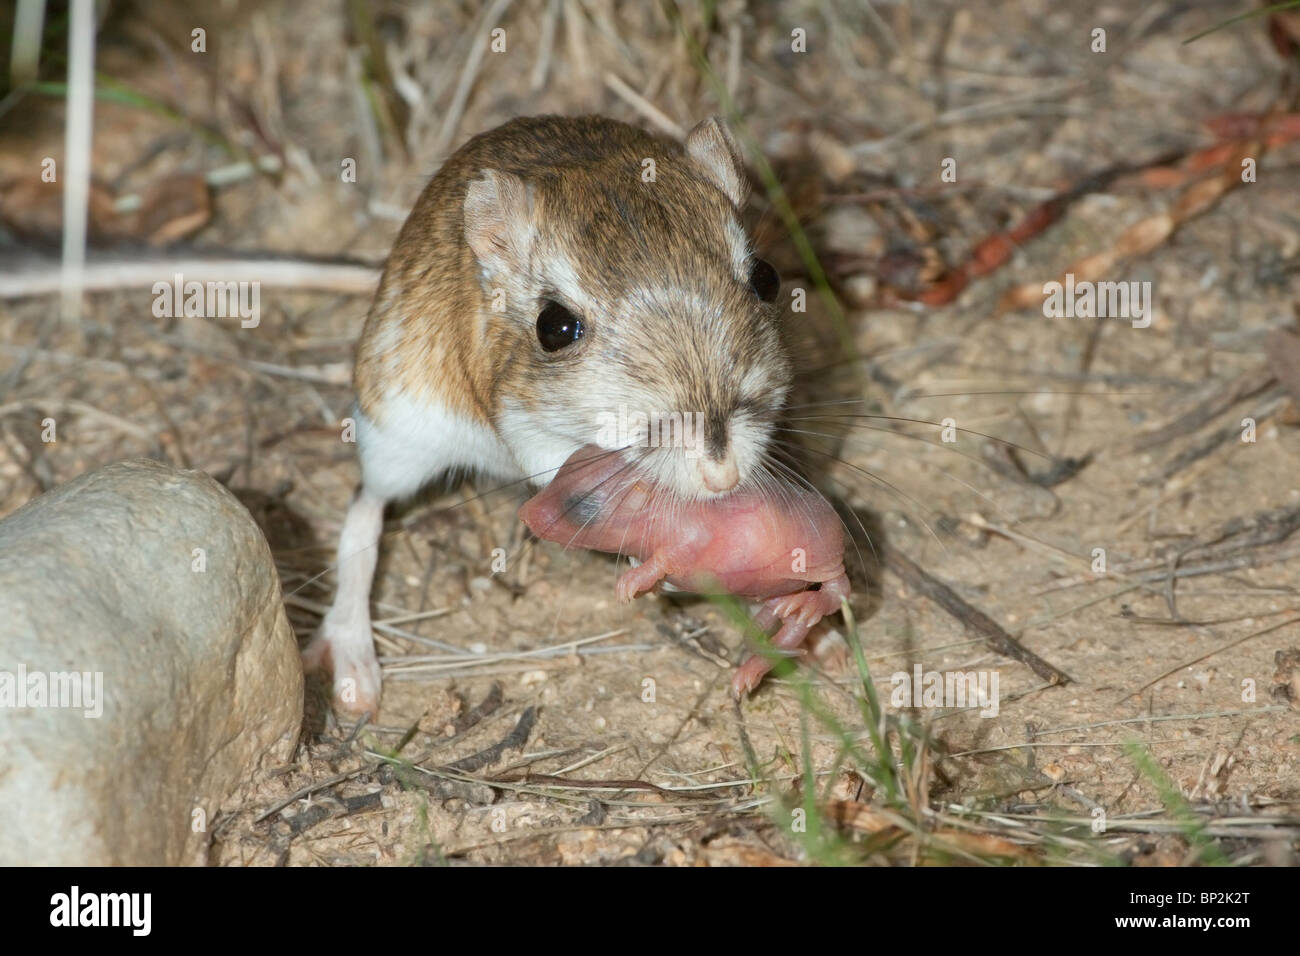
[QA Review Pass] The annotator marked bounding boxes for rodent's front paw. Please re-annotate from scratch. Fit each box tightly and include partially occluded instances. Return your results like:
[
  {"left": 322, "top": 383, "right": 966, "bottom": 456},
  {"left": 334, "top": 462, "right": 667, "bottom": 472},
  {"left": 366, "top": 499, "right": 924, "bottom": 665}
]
[
  {"left": 302, "top": 627, "right": 382, "bottom": 716},
  {"left": 615, "top": 560, "right": 664, "bottom": 603},
  {"left": 329, "top": 647, "right": 382, "bottom": 715},
  {"left": 615, "top": 575, "right": 639, "bottom": 604}
]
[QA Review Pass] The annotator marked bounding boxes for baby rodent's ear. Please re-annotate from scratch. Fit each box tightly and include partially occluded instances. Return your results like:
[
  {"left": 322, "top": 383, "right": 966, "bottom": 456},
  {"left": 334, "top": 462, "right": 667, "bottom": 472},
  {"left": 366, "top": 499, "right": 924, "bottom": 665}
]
[
  {"left": 464, "top": 168, "right": 536, "bottom": 275},
  {"left": 685, "top": 116, "right": 749, "bottom": 209}
]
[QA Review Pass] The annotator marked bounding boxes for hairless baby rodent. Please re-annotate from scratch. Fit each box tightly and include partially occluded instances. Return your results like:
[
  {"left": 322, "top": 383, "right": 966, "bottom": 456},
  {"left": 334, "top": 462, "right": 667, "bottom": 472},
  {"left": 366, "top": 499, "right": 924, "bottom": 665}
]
[
  {"left": 519, "top": 444, "right": 851, "bottom": 696},
  {"left": 304, "top": 114, "right": 829, "bottom": 713}
]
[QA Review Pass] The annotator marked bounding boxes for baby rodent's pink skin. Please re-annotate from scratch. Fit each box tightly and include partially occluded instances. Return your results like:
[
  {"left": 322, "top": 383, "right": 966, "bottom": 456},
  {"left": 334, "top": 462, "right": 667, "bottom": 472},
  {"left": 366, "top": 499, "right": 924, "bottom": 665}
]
[{"left": 520, "top": 446, "right": 851, "bottom": 696}]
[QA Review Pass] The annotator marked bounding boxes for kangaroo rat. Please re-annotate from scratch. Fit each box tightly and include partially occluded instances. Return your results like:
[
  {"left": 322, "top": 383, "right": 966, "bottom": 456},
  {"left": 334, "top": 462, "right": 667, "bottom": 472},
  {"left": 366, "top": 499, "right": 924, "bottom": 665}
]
[
  {"left": 519, "top": 444, "right": 850, "bottom": 696},
  {"left": 304, "top": 114, "right": 796, "bottom": 713}
]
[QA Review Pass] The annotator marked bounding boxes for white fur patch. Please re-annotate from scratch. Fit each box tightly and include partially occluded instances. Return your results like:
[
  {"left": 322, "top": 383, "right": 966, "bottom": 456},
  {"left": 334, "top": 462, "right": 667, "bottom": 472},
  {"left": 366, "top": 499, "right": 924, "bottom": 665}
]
[
  {"left": 541, "top": 251, "right": 589, "bottom": 316},
  {"left": 726, "top": 217, "right": 753, "bottom": 281},
  {"left": 497, "top": 399, "right": 589, "bottom": 486},
  {"left": 357, "top": 390, "right": 522, "bottom": 500}
]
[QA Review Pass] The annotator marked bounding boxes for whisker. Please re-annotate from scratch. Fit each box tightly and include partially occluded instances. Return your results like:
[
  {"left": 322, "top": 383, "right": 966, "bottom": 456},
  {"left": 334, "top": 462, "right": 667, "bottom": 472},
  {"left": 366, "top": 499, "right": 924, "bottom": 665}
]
[
  {"left": 784, "top": 410, "right": 1057, "bottom": 461},
  {"left": 896, "top": 389, "right": 1158, "bottom": 399},
  {"left": 773, "top": 437, "right": 949, "bottom": 557},
  {"left": 760, "top": 447, "right": 876, "bottom": 579},
  {"left": 773, "top": 424, "right": 1015, "bottom": 522}
]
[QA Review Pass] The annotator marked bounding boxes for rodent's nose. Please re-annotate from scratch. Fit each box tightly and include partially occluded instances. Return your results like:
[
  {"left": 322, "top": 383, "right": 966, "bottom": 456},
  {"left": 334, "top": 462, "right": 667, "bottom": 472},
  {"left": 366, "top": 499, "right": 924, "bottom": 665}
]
[{"left": 698, "top": 456, "right": 739, "bottom": 494}]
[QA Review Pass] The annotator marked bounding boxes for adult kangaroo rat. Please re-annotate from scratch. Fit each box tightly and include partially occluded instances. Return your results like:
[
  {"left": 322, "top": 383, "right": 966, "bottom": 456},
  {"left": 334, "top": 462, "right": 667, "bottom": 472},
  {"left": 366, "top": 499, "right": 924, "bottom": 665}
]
[{"left": 304, "top": 115, "right": 798, "bottom": 713}]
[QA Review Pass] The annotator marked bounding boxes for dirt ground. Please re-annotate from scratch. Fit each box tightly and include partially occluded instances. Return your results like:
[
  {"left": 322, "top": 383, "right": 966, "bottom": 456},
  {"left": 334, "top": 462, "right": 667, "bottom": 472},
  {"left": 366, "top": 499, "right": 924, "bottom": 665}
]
[{"left": 1, "top": 1, "right": 1298, "bottom": 865}]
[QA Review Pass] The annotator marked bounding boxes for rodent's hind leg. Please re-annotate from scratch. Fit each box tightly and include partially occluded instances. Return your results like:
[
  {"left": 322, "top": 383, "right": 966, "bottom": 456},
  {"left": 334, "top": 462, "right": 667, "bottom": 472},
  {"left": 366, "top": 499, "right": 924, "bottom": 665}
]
[
  {"left": 731, "top": 608, "right": 813, "bottom": 698},
  {"left": 302, "top": 487, "right": 385, "bottom": 715},
  {"left": 768, "top": 571, "right": 851, "bottom": 627},
  {"left": 731, "top": 575, "right": 851, "bottom": 697}
]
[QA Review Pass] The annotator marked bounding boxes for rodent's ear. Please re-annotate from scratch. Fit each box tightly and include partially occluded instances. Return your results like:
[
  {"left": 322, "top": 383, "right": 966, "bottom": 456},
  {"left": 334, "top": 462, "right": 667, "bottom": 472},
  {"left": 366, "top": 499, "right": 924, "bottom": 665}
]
[
  {"left": 464, "top": 168, "right": 535, "bottom": 275},
  {"left": 685, "top": 116, "right": 749, "bottom": 209}
]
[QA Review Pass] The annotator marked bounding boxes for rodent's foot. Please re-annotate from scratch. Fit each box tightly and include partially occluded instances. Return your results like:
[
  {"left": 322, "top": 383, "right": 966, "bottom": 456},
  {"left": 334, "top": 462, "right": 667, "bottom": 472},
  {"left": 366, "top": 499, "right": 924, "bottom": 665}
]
[
  {"left": 769, "top": 588, "right": 837, "bottom": 628},
  {"left": 615, "top": 559, "right": 667, "bottom": 603},
  {"left": 302, "top": 627, "right": 382, "bottom": 716},
  {"left": 730, "top": 648, "right": 802, "bottom": 698},
  {"left": 731, "top": 656, "right": 767, "bottom": 698},
  {"left": 735, "top": 586, "right": 848, "bottom": 696}
]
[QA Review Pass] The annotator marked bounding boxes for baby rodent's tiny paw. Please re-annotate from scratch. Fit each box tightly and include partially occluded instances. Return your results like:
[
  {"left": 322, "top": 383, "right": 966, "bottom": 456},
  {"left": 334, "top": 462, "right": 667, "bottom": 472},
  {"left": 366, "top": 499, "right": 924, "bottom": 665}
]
[
  {"left": 731, "top": 657, "right": 767, "bottom": 698},
  {"left": 615, "top": 562, "right": 661, "bottom": 603},
  {"left": 771, "top": 589, "right": 832, "bottom": 626}
]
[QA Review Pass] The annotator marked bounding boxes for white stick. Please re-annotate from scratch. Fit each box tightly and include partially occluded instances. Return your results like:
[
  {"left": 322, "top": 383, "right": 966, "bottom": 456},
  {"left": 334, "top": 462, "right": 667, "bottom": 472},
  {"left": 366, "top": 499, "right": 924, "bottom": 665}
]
[{"left": 60, "top": 0, "right": 96, "bottom": 327}]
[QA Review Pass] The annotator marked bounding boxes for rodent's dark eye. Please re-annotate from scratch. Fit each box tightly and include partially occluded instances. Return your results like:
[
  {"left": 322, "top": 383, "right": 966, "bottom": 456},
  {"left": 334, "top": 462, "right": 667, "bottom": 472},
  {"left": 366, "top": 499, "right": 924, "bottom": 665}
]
[
  {"left": 536, "top": 300, "right": 584, "bottom": 352},
  {"left": 749, "top": 258, "right": 780, "bottom": 302}
]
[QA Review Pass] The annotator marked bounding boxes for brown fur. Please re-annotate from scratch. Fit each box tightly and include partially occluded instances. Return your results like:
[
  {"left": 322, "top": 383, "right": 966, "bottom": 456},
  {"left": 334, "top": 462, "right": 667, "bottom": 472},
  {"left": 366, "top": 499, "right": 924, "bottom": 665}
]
[{"left": 355, "top": 114, "right": 789, "bottom": 468}]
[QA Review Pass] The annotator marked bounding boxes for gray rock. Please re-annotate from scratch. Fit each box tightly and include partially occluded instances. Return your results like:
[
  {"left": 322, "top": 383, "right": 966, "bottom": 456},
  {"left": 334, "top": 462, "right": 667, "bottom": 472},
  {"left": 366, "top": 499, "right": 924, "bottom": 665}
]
[{"left": 0, "top": 459, "right": 302, "bottom": 865}]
